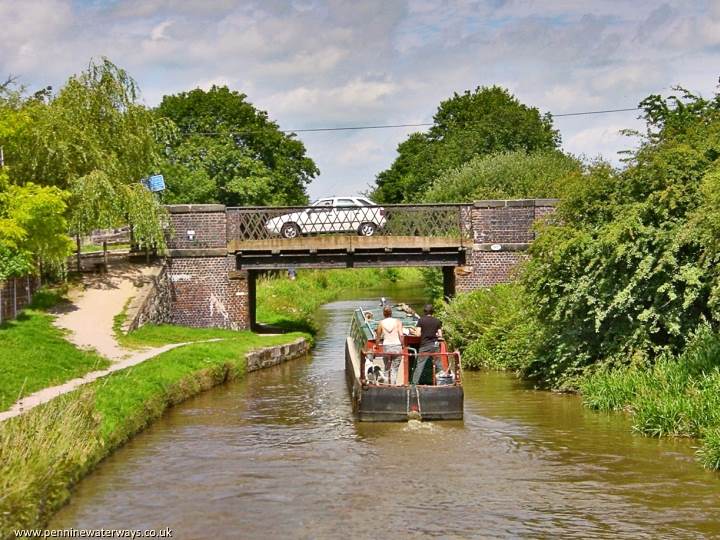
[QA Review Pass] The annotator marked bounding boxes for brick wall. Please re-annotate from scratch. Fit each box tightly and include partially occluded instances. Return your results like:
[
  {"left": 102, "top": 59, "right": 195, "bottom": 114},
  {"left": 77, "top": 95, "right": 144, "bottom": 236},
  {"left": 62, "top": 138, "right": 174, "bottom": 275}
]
[
  {"left": 0, "top": 276, "right": 41, "bottom": 324},
  {"left": 167, "top": 204, "right": 227, "bottom": 250},
  {"left": 457, "top": 199, "right": 557, "bottom": 292},
  {"left": 167, "top": 256, "right": 249, "bottom": 329},
  {"left": 122, "top": 265, "right": 173, "bottom": 332},
  {"left": 166, "top": 205, "right": 249, "bottom": 330},
  {"left": 456, "top": 251, "right": 529, "bottom": 291}
]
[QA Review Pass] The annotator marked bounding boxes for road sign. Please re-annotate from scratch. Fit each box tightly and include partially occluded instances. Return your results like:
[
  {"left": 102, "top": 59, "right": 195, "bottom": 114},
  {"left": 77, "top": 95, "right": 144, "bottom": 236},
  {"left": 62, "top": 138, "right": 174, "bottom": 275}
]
[{"left": 144, "top": 174, "right": 166, "bottom": 192}]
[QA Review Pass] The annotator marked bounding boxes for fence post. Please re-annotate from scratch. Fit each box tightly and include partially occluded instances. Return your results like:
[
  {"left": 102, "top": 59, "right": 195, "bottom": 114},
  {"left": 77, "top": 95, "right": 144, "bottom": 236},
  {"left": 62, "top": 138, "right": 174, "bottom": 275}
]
[
  {"left": 13, "top": 277, "right": 17, "bottom": 319},
  {"left": 27, "top": 276, "right": 31, "bottom": 304},
  {"left": 0, "top": 285, "right": 3, "bottom": 324}
]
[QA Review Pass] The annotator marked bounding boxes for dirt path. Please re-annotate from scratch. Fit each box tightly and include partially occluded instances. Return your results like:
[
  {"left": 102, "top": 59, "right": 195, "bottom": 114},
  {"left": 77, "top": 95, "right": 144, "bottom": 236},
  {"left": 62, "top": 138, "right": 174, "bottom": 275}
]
[
  {"left": 53, "top": 263, "right": 161, "bottom": 360},
  {"left": 0, "top": 263, "right": 198, "bottom": 422}
]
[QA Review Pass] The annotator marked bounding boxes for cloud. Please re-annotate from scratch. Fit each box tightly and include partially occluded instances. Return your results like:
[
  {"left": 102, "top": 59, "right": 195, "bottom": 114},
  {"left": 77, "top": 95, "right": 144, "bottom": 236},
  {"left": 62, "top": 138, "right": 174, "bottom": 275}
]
[
  {"left": 0, "top": 0, "right": 717, "bottom": 198},
  {"left": 150, "top": 20, "right": 173, "bottom": 41}
]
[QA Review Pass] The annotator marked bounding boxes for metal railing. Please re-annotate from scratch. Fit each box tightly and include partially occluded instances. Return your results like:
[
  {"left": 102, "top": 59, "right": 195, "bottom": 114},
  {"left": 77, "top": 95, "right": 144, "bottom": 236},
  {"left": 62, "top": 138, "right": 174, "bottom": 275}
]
[
  {"left": 361, "top": 348, "right": 462, "bottom": 387},
  {"left": 226, "top": 204, "right": 473, "bottom": 242}
]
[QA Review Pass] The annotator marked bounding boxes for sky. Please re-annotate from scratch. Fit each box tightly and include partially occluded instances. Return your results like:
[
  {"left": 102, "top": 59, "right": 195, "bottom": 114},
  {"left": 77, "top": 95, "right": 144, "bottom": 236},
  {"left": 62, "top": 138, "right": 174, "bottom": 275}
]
[{"left": 1, "top": 0, "right": 719, "bottom": 199}]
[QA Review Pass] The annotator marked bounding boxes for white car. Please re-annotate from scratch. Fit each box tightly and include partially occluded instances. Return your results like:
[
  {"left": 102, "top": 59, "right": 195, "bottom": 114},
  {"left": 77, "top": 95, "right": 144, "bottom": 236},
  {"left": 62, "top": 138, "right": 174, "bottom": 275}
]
[{"left": 265, "top": 197, "right": 386, "bottom": 239}]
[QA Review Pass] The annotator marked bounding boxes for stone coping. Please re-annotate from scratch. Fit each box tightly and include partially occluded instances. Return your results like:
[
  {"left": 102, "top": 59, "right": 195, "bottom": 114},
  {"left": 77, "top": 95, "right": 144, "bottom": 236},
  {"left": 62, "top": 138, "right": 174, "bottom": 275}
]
[
  {"left": 473, "top": 199, "right": 559, "bottom": 208},
  {"left": 245, "top": 338, "right": 309, "bottom": 372},
  {"left": 472, "top": 242, "right": 531, "bottom": 252},
  {"left": 168, "top": 248, "right": 228, "bottom": 257},
  {"left": 166, "top": 204, "right": 226, "bottom": 214}
]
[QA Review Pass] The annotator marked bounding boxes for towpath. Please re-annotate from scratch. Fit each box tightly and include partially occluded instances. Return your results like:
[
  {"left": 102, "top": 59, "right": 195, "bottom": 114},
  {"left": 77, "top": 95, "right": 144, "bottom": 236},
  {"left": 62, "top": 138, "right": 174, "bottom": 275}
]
[{"left": 0, "top": 263, "right": 212, "bottom": 422}]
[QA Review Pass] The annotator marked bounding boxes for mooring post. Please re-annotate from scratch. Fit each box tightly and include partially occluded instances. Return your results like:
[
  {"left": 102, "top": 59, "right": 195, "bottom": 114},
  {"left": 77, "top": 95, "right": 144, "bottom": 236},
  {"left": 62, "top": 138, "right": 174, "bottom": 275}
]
[{"left": 442, "top": 266, "right": 456, "bottom": 300}]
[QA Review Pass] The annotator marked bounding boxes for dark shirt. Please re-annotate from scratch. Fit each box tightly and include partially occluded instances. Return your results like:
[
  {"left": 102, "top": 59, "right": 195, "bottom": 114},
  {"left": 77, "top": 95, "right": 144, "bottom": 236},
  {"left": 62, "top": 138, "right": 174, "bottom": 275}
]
[{"left": 417, "top": 315, "right": 442, "bottom": 348}]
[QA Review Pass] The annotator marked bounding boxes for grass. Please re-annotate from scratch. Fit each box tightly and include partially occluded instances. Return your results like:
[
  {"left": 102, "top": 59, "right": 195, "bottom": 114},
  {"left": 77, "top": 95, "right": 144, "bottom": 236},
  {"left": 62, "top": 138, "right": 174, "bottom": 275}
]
[
  {"left": 0, "top": 288, "right": 110, "bottom": 412},
  {"left": 0, "top": 329, "right": 307, "bottom": 536},
  {"left": 579, "top": 326, "right": 720, "bottom": 469},
  {"left": 256, "top": 267, "right": 423, "bottom": 332},
  {"left": 0, "top": 266, "right": 419, "bottom": 535}
]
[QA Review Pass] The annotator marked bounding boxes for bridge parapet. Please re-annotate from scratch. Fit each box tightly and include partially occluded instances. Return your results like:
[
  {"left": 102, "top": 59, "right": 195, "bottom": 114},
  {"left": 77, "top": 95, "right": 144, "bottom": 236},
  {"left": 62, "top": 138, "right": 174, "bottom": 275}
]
[{"left": 226, "top": 204, "right": 473, "bottom": 245}]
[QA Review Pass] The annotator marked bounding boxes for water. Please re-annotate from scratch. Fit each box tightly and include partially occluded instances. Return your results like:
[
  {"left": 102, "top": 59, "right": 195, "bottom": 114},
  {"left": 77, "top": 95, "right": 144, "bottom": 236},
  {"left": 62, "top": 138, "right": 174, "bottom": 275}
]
[{"left": 51, "top": 294, "right": 720, "bottom": 538}]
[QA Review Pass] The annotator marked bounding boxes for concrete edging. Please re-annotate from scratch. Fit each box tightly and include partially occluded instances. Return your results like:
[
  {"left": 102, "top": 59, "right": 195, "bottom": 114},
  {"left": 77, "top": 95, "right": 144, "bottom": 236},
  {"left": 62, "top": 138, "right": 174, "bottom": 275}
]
[{"left": 245, "top": 338, "right": 309, "bottom": 372}]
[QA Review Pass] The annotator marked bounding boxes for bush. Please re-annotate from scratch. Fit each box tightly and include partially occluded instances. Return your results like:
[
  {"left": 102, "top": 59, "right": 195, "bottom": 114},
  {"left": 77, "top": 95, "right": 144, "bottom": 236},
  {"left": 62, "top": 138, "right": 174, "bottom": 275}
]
[
  {"left": 522, "top": 87, "right": 720, "bottom": 388},
  {"left": 440, "top": 284, "right": 540, "bottom": 370},
  {"left": 423, "top": 150, "right": 580, "bottom": 203}
]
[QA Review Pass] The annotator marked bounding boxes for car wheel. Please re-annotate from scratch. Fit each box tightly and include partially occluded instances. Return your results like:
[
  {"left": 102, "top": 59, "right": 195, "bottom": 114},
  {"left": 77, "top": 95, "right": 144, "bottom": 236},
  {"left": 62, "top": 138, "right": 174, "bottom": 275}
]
[
  {"left": 358, "top": 222, "right": 376, "bottom": 236},
  {"left": 281, "top": 222, "right": 301, "bottom": 239}
]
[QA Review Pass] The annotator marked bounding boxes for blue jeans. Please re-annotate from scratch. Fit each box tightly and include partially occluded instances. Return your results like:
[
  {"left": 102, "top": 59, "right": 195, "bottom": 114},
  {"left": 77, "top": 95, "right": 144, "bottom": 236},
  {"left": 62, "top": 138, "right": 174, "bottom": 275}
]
[{"left": 412, "top": 342, "right": 441, "bottom": 385}]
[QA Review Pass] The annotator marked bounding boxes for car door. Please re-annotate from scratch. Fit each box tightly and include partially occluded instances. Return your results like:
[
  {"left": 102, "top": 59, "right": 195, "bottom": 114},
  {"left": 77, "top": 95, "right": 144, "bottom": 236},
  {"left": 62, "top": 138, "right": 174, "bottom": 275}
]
[
  {"left": 304, "top": 199, "right": 334, "bottom": 233},
  {"left": 333, "top": 198, "right": 359, "bottom": 232}
]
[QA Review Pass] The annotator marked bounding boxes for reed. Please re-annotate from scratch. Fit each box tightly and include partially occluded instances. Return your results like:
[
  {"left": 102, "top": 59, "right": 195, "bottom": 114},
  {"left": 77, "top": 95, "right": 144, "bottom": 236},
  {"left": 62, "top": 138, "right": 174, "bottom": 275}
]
[
  {"left": 0, "top": 392, "right": 103, "bottom": 536},
  {"left": 579, "top": 327, "right": 720, "bottom": 469}
]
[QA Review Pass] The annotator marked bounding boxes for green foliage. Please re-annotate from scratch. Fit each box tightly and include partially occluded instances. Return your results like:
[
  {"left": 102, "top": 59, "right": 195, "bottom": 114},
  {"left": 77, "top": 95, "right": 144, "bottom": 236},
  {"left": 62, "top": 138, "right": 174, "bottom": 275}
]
[
  {"left": 522, "top": 86, "right": 720, "bottom": 387},
  {"left": 373, "top": 86, "right": 560, "bottom": 203},
  {"left": 0, "top": 305, "right": 109, "bottom": 411},
  {"left": 156, "top": 86, "right": 318, "bottom": 205},
  {"left": 440, "top": 284, "right": 540, "bottom": 371},
  {"left": 580, "top": 327, "right": 720, "bottom": 469},
  {"left": 0, "top": 183, "right": 73, "bottom": 279},
  {"left": 256, "top": 268, "right": 423, "bottom": 332},
  {"left": 3, "top": 58, "right": 169, "bottom": 250},
  {"left": 423, "top": 150, "right": 580, "bottom": 203}
]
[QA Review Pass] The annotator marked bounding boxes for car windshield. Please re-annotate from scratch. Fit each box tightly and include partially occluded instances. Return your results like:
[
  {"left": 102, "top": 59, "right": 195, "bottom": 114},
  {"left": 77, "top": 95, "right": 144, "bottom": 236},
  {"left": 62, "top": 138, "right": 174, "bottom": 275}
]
[
  {"left": 357, "top": 198, "right": 375, "bottom": 206},
  {"left": 311, "top": 199, "right": 333, "bottom": 207}
]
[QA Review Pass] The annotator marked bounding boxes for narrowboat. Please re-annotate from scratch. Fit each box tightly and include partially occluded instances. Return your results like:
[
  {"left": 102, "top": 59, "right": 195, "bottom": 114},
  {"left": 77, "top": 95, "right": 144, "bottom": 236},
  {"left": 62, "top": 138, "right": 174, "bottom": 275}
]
[{"left": 345, "top": 302, "right": 463, "bottom": 421}]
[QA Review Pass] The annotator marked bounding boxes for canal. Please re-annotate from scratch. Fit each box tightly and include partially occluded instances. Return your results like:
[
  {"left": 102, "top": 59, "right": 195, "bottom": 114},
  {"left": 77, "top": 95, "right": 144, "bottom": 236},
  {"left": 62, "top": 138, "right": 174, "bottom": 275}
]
[{"left": 51, "top": 292, "right": 720, "bottom": 538}]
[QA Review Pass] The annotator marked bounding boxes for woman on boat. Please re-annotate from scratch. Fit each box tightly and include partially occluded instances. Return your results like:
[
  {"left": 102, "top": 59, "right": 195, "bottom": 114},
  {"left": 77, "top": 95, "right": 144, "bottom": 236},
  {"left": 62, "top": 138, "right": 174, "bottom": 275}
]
[{"left": 375, "top": 305, "right": 405, "bottom": 385}]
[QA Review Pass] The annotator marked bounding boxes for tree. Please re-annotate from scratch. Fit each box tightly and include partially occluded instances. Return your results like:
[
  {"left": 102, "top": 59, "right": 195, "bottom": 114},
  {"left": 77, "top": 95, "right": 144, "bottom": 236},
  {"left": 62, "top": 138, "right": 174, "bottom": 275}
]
[
  {"left": 4, "top": 58, "right": 169, "bottom": 249},
  {"left": 0, "top": 183, "right": 73, "bottom": 280},
  {"left": 0, "top": 84, "right": 72, "bottom": 278},
  {"left": 156, "top": 86, "right": 318, "bottom": 206},
  {"left": 522, "top": 86, "right": 720, "bottom": 386},
  {"left": 372, "top": 86, "right": 560, "bottom": 203}
]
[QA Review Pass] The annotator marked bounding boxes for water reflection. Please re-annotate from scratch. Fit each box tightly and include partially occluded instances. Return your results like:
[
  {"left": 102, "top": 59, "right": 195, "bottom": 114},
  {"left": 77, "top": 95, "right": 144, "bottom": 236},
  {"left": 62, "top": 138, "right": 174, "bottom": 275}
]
[{"left": 51, "top": 293, "right": 720, "bottom": 539}]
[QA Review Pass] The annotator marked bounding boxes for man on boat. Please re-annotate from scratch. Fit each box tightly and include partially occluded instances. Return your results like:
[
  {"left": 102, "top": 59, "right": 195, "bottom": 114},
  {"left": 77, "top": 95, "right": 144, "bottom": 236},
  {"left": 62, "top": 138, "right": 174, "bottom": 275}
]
[
  {"left": 411, "top": 304, "right": 443, "bottom": 385},
  {"left": 375, "top": 305, "right": 404, "bottom": 385}
]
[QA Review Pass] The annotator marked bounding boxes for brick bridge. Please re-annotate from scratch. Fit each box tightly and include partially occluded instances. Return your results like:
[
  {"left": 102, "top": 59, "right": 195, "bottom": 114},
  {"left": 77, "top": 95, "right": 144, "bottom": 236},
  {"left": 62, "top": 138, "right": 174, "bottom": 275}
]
[{"left": 164, "top": 199, "right": 557, "bottom": 330}]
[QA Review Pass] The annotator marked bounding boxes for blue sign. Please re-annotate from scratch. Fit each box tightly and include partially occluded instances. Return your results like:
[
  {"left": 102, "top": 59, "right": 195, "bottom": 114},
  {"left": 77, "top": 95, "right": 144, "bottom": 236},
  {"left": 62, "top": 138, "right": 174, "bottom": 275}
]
[{"left": 143, "top": 174, "right": 166, "bottom": 192}]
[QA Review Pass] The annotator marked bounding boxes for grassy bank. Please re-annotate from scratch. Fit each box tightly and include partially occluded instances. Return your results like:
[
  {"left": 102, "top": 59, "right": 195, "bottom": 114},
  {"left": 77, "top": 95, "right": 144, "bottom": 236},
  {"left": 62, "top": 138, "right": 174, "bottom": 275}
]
[
  {"left": 580, "top": 327, "right": 720, "bottom": 469},
  {"left": 441, "top": 283, "right": 720, "bottom": 471},
  {"left": 256, "top": 267, "right": 423, "bottom": 331},
  {"left": 0, "top": 328, "right": 307, "bottom": 536},
  {"left": 0, "top": 289, "right": 110, "bottom": 411}
]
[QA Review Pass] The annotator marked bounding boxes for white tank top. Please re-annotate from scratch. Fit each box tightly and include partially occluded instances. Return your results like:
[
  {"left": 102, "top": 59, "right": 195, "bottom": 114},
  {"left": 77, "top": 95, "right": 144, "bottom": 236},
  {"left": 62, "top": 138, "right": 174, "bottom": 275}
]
[{"left": 380, "top": 318, "right": 402, "bottom": 346}]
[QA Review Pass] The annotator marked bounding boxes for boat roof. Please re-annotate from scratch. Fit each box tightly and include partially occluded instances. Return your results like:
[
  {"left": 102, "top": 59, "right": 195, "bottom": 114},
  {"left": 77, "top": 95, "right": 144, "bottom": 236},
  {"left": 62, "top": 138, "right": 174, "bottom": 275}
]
[{"left": 353, "top": 304, "right": 419, "bottom": 340}]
